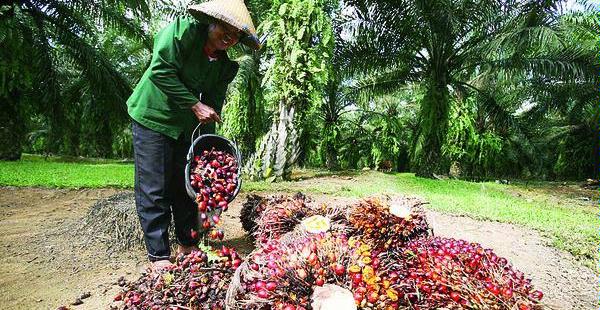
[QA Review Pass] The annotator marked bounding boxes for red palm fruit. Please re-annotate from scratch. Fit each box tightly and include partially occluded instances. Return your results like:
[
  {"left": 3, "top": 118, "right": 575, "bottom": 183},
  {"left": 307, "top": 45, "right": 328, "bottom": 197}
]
[
  {"left": 308, "top": 253, "right": 318, "bottom": 265},
  {"left": 257, "top": 289, "right": 269, "bottom": 299},
  {"left": 226, "top": 183, "right": 236, "bottom": 193},
  {"left": 450, "top": 291, "right": 461, "bottom": 302},
  {"left": 189, "top": 281, "right": 200, "bottom": 290},
  {"left": 214, "top": 183, "right": 225, "bottom": 192},
  {"left": 502, "top": 288, "right": 514, "bottom": 299},
  {"left": 530, "top": 290, "right": 543, "bottom": 300},
  {"left": 255, "top": 281, "right": 266, "bottom": 290},
  {"left": 198, "top": 201, "right": 207, "bottom": 212},
  {"left": 221, "top": 246, "right": 230, "bottom": 256},
  {"left": 266, "top": 282, "right": 277, "bottom": 291},
  {"left": 421, "top": 284, "right": 432, "bottom": 294},
  {"left": 333, "top": 264, "right": 345, "bottom": 276},
  {"left": 367, "top": 291, "right": 378, "bottom": 303},
  {"left": 270, "top": 267, "right": 283, "bottom": 277},
  {"left": 353, "top": 291, "right": 364, "bottom": 302},
  {"left": 490, "top": 285, "right": 500, "bottom": 296}
]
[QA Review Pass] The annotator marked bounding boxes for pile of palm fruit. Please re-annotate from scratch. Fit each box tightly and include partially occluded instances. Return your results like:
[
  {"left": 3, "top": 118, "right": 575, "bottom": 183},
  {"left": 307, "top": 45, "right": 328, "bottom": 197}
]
[
  {"left": 227, "top": 194, "right": 544, "bottom": 309},
  {"left": 113, "top": 194, "right": 544, "bottom": 310}
]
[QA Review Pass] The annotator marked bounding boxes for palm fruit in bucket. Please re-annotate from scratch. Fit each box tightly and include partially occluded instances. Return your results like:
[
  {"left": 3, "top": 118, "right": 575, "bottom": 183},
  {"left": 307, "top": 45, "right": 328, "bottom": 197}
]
[{"left": 190, "top": 147, "right": 239, "bottom": 237}]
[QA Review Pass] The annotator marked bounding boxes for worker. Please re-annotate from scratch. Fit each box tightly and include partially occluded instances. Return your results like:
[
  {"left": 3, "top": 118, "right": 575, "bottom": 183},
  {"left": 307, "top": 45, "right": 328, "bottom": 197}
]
[{"left": 126, "top": 0, "right": 260, "bottom": 271}]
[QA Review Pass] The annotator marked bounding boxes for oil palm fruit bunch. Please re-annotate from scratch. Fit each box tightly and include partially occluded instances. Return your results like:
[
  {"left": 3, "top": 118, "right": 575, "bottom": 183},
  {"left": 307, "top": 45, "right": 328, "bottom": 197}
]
[
  {"left": 348, "top": 196, "right": 431, "bottom": 250},
  {"left": 115, "top": 246, "right": 241, "bottom": 310},
  {"left": 378, "top": 237, "right": 544, "bottom": 309},
  {"left": 244, "top": 193, "right": 313, "bottom": 244},
  {"left": 226, "top": 232, "right": 352, "bottom": 309}
]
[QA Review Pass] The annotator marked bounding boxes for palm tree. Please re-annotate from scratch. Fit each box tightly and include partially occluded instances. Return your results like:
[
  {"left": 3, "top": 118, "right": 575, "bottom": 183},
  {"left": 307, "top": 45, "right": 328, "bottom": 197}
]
[
  {"left": 339, "top": 0, "right": 572, "bottom": 178},
  {"left": 220, "top": 45, "right": 267, "bottom": 158},
  {"left": 218, "top": 0, "right": 275, "bottom": 159},
  {"left": 245, "top": 0, "right": 335, "bottom": 181},
  {"left": 0, "top": 0, "right": 150, "bottom": 159},
  {"left": 520, "top": 10, "right": 599, "bottom": 179}
]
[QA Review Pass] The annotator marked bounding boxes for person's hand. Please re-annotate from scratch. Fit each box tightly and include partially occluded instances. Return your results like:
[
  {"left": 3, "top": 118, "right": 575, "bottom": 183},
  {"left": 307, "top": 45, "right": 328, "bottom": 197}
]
[{"left": 191, "top": 101, "right": 221, "bottom": 124}]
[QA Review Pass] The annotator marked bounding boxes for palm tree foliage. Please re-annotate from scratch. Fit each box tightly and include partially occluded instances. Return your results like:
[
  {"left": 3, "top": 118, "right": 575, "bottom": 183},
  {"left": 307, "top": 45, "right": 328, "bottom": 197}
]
[
  {"left": 219, "top": 46, "right": 267, "bottom": 158},
  {"left": 0, "top": 0, "right": 150, "bottom": 158},
  {"left": 337, "top": 0, "right": 588, "bottom": 178}
]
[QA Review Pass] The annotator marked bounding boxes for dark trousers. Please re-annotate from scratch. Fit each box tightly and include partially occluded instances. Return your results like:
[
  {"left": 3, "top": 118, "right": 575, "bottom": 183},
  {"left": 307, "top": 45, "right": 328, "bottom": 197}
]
[{"left": 132, "top": 121, "right": 198, "bottom": 262}]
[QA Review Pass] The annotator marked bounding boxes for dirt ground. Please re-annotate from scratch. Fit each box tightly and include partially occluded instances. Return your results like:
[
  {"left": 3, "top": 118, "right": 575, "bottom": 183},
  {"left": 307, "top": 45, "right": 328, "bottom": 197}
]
[{"left": 0, "top": 187, "right": 597, "bottom": 310}]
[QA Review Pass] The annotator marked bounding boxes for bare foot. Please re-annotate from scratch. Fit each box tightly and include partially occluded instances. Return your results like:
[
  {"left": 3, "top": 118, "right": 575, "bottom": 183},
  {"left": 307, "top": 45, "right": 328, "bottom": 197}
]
[
  {"left": 176, "top": 244, "right": 200, "bottom": 256},
  {"left": 151, "top": 259, "right": 175, "bottom": 273}
]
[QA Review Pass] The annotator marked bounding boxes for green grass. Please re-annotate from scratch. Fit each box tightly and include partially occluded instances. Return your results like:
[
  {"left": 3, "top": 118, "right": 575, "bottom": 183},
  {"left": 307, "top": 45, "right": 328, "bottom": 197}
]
[
  {"left": 1, "top": 159, "right": 596, "bottom": 267},
  {"left": 20, "top": 153, "right": 133, "bottom": 164},
  {"left": 0, "top": 158, "right": 133, "bottom": 188}
]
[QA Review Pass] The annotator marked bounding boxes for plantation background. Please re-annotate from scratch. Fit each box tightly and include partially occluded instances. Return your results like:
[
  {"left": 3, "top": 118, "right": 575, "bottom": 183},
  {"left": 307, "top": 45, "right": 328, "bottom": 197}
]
[{"left": 1, "top": 0, "right": 598, "bottom": 182}]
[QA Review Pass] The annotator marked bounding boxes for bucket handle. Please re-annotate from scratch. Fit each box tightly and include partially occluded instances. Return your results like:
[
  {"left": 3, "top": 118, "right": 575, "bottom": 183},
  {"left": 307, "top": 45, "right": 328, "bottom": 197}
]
[
  {"left": 187, "top": 93, "right": 203, "bottom": 163},
  {"left": 190, "top": 93, "right": 204, "bottom": 146}
]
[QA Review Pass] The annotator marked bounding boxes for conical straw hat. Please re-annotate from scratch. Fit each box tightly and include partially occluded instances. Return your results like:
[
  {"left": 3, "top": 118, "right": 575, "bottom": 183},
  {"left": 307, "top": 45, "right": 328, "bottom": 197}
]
[{"left": 188, "top": 0, "right": 261, "bottom": 50}]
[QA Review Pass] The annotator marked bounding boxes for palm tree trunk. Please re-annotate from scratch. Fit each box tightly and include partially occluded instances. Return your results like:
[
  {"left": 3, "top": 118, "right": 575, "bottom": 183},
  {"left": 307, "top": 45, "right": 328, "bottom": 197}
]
[
  {"left": 246, "top": 102, "right": 300, "bottom": 181},
  {"left": 414, "top": 74, "right": 450, "bottom": 178},
  {"left": 324, "top": 134, "right": 338, "bottom": 170},
  {"left": 0, "top": 89, "right": 25, "bottom": 160},
  {"left": 593, "top": 109, "right": 599, "bottom": 179}
]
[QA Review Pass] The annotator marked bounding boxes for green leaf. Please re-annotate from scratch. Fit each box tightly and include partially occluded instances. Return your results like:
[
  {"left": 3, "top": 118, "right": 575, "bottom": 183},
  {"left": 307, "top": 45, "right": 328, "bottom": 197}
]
[
  {"left": 297, "top": 26, "right": 306, "bottom": 40},
  {"left": 278, "top": 3, "right": 287, "bottom": 16},
  {"left": 162, "top": 272, "right": 174, "bottom": 285}
]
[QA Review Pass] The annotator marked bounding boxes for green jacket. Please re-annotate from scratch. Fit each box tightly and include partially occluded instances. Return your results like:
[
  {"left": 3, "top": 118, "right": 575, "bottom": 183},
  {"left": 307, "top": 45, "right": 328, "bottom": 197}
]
[{"left": 127, "top": 17, "right": 239, "bottom": 140}]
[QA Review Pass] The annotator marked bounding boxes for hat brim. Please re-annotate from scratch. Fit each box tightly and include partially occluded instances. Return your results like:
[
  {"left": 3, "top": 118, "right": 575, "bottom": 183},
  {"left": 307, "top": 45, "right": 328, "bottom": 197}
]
[{"left": 188, "top": 7, "right": 261, "bottom": 50}]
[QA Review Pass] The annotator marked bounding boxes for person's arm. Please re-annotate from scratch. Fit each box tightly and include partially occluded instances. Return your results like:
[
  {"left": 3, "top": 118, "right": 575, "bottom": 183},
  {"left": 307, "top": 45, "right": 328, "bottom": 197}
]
[
  {"left": 203, "top": 61, "right": 240, "bottom": 113},
  {"left": 149, "top": 18, "right": 200, "bottom": 109}
]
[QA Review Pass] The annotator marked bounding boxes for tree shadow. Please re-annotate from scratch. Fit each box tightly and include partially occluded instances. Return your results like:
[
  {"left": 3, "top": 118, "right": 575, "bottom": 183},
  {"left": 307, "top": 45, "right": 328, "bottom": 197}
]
[{"left": 289, "top": 169, "right": 361, "bottom": 181}]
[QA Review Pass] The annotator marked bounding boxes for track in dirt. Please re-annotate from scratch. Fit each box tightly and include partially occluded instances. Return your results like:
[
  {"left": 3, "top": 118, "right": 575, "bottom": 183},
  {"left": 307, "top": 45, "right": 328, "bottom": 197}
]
[{"left": 0, "top": 187, "right": 596, "bottom": 309}]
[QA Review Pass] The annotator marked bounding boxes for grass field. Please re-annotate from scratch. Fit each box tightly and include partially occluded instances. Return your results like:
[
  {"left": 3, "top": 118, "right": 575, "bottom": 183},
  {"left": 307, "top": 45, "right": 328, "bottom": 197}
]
[
  {"left": 0, "top": 156, "right": 596, "bottom": 267},
  {"left": 0, "top": 155, "right": 133, "bottom": 188}
]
